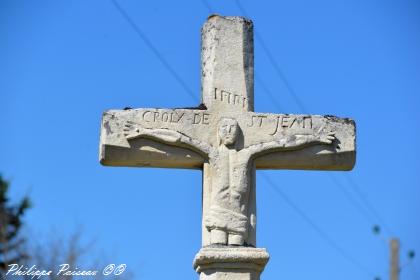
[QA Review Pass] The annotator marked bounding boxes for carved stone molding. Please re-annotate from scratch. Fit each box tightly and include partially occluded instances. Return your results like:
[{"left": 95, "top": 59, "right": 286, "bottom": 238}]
[{"left": 193, "top": 247, "right": 270, "bottom": 280}]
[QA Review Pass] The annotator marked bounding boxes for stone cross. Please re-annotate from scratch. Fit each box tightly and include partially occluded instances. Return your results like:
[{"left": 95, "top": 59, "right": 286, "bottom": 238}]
[{"left": 99, "top": 15, "right": 356, "bottom": 280}]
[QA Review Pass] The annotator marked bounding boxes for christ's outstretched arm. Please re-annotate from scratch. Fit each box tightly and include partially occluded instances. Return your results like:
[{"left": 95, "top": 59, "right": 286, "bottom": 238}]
[
  {"left": 244, "top": 131, "right": 336, "bottom": 157},
  {"left": 123, "top": 121, "right": 212, "bottom": 155}
]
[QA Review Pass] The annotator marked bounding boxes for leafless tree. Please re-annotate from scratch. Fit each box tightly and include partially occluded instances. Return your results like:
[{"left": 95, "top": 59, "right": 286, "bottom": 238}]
[{"left": 15, "top": 231, "right": 134, "bottom": 280}]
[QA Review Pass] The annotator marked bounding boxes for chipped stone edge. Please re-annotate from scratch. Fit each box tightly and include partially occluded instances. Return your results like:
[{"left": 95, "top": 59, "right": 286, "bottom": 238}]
[{"left": 193, "top": 247, "right": 270, "bottom": 273}]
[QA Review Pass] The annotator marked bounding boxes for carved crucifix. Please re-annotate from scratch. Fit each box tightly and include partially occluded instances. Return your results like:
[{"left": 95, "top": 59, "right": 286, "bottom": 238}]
[{"left": 99, "top": 15, "right": 355, "bottom": 279}]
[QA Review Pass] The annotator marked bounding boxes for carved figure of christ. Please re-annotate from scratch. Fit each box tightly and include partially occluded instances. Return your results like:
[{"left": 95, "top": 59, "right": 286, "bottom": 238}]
[
  {"left": 99, "top": 15, "right": 356, "bottom": 249},
  {"left": 123, "top": 118, "right": 335, "bottom": 245}
]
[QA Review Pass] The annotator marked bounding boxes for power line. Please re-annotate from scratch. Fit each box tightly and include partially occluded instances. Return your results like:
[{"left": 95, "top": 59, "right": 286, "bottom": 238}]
[
  {"left": 328, "top": 173, "right": 376, "bottom": 226},
  {"left": 401, "top": 259, "right": 418, "bottom": 279},
  {"left": 261, "top": 172, "right": 375, "bottom": 278},
  {"left": 233, "top": 0, "right": 380, "bottom": 275},
  {"left": 255, "top": 73, "right": 285, "bottom": 112},
  {"left": 344, "top": 175, "right": 395, "bottom": 237},
  {"left": 199, "top": 0, "right": 376, "bottom": 277},
  {"left": 226, "top": 1, "right": 413, "bottom": 279},
  {"left": 110, "top": 0, "right": 198, "bottom": 103},
  {"left": 236, "top": 0, "right": 404, "bottom": 272},
  {"left": 113, "top": 1, "right": 381, "bottom": 277},
  {"left": 199, "top": 0, "right": 284, "bottom": 112},
  {"left": 234, "top": 0, "right": 308, "bottom": 114},
  {"left": 233, "top": 0, "right": 398, "bottom": 239}
]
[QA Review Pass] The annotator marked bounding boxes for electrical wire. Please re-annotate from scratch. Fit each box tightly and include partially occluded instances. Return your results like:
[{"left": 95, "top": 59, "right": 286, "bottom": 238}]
[
  {"left": 344, "top": 175, "right": 395, "bottom": 237},
  {"left": 255, "top": 73, "right": 285, "bottom": 112},
  {"left": 233, "top": 0, "right": 399, "bottom": 239},
  {"left": 328, "top": 173, "right": 376, "bottom": 226},
  {"left": 111, "top": 1, "right": 402, "bottom": 278},
  {"left": 111, "top": 0, "right": 198, "bottom": 103},
  {"left": 261, "top": 172, "right": 375, "bottom": 278},
  {"left": 234, "top": 0, "right": 308, "bottom": 114},
  {"left": 200, "top": 0, "right": 377, "bottom": 276}
]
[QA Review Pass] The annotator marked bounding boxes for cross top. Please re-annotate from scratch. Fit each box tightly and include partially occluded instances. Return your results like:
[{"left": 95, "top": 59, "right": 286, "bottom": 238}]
[
  {"left": 100, "top": 14, "right": 355, "bottom": 254},
  {"left": 201, "top": 16, "right": 254, "bottom": 113}
]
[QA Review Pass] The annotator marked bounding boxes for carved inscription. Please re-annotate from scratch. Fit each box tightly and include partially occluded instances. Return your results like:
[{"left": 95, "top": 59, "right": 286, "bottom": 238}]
[
  {"left": 270, "top": 116, "right": 312, "bottom": 135},
  {"left": 214, "top": 88, "right": 248, "bottom": 108},
  {"left": 142, "top": 110, "right": 185, "bottom": 123},
  {"left": 193, "top": 113, "right": 210, "bottom": 125},
  {"left": 247, "top": 115, "right": 267, "bottom": 127},
  {"left": 246, "top": 114, "right": 313, "bottom": 135},
  {"left": 140, "top": 110, "right": 211, "bottom": 126},
  {"left": 135, "top": 110, "right": 318, "bottom": 140}
]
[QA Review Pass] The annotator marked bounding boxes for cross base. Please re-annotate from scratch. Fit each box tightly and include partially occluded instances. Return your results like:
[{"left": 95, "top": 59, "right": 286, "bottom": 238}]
[{"left": 193, "top": 247, "right": 270, "bottom": 280}]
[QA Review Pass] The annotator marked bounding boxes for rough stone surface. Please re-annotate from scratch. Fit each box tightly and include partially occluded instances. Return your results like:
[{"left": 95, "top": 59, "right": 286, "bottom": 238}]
[
  {"left": 99, "top": 14, "right": 356, "bottom": 279},
  {"left": 194, "top": 247, "right": 269, "bottom": 280}
]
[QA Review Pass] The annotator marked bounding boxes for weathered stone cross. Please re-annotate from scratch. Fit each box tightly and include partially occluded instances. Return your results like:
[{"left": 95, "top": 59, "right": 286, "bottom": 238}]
[{"left": 99, "top": 15, "right": 356, "bottom": 280}]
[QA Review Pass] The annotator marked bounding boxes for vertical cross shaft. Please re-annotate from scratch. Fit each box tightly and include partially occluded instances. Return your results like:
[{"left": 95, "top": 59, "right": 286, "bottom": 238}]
[
  {"left": 195, "top": 15, "right": 269, "bottom": 280},
  {"left": 201, "top": 16, "right": 254, "bottom": 112},
  {"left": 200, "top": 15, "right": 257, "bottom": 248}
]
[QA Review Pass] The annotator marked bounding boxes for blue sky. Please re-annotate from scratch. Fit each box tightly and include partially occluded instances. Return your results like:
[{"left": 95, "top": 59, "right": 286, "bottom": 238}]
[{"left": 1, "top": 0, "right": 419, "bottom": 279}]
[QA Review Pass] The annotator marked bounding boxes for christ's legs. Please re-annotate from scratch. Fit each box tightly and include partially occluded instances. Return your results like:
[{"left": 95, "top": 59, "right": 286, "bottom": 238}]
[
  {"left": 228, "top": 233, "right": 244, "bottom": 246},
  {"left": 210, "top": 230, "right": 244, "bottom": 245},
  {"left": 210, "top": 229, "right": 227, "bottom": 244},
  {"left": 205, "top": 150, "right": 251, "bottom": 246}
]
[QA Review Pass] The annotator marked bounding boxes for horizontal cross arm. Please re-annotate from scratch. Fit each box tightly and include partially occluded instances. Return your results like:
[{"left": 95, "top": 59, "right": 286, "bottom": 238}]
[
  {"left": 99, "top": 108, "right": 215, "bottom": 169},
  {"left": 241, "top": 113, "right": 356, "bottom": 170}
]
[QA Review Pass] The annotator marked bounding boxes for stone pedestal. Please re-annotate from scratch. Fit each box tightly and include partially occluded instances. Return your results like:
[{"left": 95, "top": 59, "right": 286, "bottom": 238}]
[{"left": 193, "top": 247, "right": 269, "bottom": 280}]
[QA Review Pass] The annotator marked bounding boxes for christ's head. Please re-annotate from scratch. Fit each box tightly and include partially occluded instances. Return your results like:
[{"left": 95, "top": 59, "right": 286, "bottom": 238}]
[{"left": 218, "top": 118, "right": 239, "bottom": 146}]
